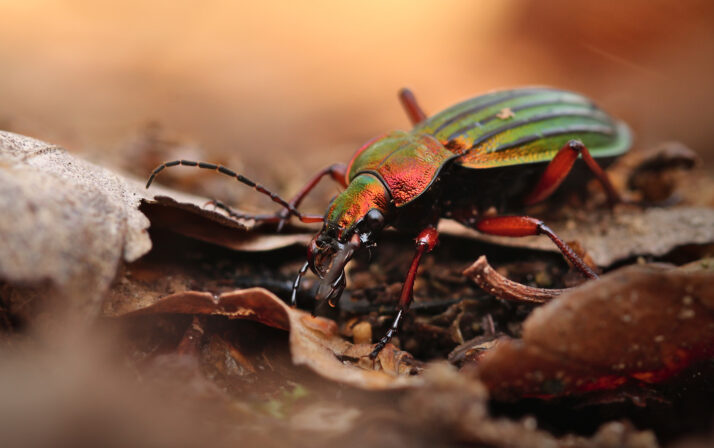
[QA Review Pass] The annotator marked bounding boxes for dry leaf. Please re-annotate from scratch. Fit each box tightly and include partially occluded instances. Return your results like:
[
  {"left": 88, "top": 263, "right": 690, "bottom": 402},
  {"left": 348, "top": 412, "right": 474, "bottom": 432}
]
[
  {"left": 403, "top": 364, "right": 658, "bottom": 448},
  {"left": 0, "top": 131, "right": 152, "bottom": 316},
  {"left": 114, "top": 287, "right": 422, "bottom": 390},
  {"left": 0, "top": 131, "right": 315, "bottom": 319},
  {"left": 141, "top": 196, "right": 312, "bottom": 252},
  {"left": 477, "top": 261, "right": 714, "bottom": 399}
]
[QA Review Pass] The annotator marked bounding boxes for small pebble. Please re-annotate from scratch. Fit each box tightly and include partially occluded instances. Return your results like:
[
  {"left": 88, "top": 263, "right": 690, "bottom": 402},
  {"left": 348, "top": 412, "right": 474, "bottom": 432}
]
[
  {"left": 678, "top": 308, "right": 695, "bottom": 320},
  {"left": 352, "top": 321, "right": 372, "bottom": 345}
]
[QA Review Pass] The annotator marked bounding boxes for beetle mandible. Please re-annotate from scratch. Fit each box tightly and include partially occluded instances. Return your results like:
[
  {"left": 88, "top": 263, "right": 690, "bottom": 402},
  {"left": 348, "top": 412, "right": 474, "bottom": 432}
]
[{"left": 147, "top": 87, "right": 631, "bottom": 358}]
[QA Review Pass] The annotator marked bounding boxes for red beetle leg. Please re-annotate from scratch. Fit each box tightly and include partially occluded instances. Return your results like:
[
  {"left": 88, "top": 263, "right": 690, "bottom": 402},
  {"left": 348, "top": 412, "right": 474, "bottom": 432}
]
[
  {"left": 524, "top": 140, "right": 621, "bottom": 207},
  {"left": 398, "top": 88, "right": 428, "bottom": 126},
  {"left": 277, "top": 163, "right": 348, "bottom": 231},
  {"left": 370, "top": 226, "right": 439, "bottom": 359},
  {"left": 475, "top": 216, "right": 598, "bottom": 280}
]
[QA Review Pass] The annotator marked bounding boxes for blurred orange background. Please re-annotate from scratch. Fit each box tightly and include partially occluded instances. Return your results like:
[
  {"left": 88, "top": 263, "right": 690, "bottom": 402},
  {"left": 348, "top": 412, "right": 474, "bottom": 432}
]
[{"left": 1, "top": 0, "right": 713, "bottom": 190}]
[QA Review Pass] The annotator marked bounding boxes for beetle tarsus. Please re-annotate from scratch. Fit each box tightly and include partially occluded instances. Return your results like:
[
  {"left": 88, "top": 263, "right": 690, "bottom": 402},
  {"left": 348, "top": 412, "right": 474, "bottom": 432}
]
[
  {"left": 369, "top": 308, "right": 403, "bottom": 359},
  {"left": 291, "top": 261, "right": 310, "bottom": 307},
  {"left": 536, "top": 222, "right": 599, "bottom": 280}
]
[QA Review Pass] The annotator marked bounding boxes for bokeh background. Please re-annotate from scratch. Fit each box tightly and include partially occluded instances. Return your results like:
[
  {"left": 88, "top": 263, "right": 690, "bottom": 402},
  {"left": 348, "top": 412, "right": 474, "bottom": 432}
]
[
  {"left": 1, "top": 3, "right": 714, "bottom": 446},
  {"left": 2, "top": 0, "right": 713, "bottom": 206}
]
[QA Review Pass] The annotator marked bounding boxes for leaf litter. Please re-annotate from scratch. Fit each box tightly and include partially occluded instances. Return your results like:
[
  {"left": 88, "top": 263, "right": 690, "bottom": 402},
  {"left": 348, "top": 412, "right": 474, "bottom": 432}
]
[{"left": 1, "top": 131, "right": 714, "bottom": 446}]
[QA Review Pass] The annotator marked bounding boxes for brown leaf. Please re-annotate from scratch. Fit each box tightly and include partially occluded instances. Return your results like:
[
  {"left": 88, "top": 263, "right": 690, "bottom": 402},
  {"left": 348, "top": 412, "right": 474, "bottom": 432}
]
[
  {"left": 0, "top": 131, "right": 315, "bottom": 320},
  {"left": 141, "top": 196, "right": 312, "bottom": 252},
  {"left": 116, "top": 287, "right": 422, "bottom": 390},
  {"left": 477, "top": 261, "right": 714, "bottom": 399},
  {"left": 624, "top": 142, "right": 700, "bottom": 203},
  {"left": 403, "top": 364, "right": 658, "bottom": 448},
  {"left": 0, "top": 131, "right": 152, "bottom": 316}
]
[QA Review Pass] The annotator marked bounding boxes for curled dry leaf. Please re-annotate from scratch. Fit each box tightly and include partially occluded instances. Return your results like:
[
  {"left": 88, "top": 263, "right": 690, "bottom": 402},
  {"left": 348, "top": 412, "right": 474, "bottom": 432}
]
[
  {"left": 476, "top": 261, "right": 714, "bottom": 399},
  {"left": 115, "top": 287, "right": 422, "bottom": 390},
  {"left": 141, "top": 196, "right": 312, "bottom": 252}
]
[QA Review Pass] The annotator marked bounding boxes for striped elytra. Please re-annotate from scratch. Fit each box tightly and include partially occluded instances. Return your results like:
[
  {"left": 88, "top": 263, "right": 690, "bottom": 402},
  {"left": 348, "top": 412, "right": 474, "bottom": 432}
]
[
  {"left": 344, "top": 87, "right": 631, "bottom": 208},
  {"left": 414, "top": 87, "right": 631, "bottom": 168}
]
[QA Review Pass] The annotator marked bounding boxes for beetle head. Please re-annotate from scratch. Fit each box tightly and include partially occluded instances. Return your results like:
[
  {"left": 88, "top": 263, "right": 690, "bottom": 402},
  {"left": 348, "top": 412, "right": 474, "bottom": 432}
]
[{"left": 306, "top": 173, "right": 390, "bottom": 306}]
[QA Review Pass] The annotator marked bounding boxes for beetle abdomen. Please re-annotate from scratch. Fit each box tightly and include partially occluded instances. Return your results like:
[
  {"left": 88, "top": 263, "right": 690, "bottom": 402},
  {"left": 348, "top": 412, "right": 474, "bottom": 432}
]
[{"left": 414, "top": 87, "right": 631, "bottom": 169}]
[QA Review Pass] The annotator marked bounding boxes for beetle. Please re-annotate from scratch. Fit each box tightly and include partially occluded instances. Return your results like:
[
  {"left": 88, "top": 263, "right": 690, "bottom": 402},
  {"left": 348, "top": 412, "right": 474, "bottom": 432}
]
[{"left": 147, "top": 87, "right": 631, "bottom": 358}]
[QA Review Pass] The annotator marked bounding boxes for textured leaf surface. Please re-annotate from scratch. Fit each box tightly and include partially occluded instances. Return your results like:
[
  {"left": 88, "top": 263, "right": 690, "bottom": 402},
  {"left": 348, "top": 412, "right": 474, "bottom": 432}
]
[{"left": 477, "top": 262, "right": 714, "bottom": 399}]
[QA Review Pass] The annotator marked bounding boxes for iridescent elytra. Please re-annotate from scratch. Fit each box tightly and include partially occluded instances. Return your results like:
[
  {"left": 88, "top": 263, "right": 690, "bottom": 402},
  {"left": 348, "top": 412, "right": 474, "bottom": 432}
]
[{"left": 147, "top": 87, "right": 631, "bottom": 358}]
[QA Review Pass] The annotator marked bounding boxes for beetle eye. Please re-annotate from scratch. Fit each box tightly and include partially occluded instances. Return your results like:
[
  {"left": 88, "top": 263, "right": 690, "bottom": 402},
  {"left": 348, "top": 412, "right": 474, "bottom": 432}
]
[{"left": 364, "top": 209, "right": 385, "bottom": 232}]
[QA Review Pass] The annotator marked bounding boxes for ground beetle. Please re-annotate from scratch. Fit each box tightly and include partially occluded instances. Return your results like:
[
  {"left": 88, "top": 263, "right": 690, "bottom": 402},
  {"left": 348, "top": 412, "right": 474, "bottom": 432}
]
[{"left": 147, "top": 87, "right": 631, "bottom": 358}]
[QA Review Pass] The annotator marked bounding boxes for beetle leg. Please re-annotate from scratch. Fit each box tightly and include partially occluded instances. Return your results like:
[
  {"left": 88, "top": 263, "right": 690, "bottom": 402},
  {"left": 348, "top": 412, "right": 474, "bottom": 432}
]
[
  {"left": 524, "top": 140, "right": 621, "bottom": 207},
  {"left": 204, "top": 199, "right": 289, "bottom": 223},
  {"left": 475, "top": 216, "right": 598, "bottom": 280},
  {"left": 290, "top": 261, "right": 310, "bottom": 307},
  {"left": 277, "top": 163, "right": 348, "bottom": 231},
  {"left": 370, "top": 226, "right": 439, "bottom": 359},
  {"left": 146, "top": 159, "right": 323, "bottom": 224},
  {"left": 398, "top": 88, "right": 428, "bottom": 126}
]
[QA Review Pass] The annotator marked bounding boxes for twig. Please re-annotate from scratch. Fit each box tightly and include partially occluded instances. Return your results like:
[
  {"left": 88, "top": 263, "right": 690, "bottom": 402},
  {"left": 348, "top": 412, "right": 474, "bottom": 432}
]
[{"left": 463, "top": 256, "right": 569, "bottom": 304}]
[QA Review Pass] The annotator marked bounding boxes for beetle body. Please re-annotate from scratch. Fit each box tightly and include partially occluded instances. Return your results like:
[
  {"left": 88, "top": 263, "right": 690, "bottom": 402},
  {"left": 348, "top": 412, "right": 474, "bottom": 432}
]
[
  {"left": 325, "top": 86, "right": 630, "bottom": 246},
  {"left": 147, "top": 86, "right": 631, "bottom": 358}
]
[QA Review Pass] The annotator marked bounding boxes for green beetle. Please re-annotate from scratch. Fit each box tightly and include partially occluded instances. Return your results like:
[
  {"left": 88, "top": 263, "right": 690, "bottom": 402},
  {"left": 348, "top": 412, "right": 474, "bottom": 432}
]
[{"left": 147, "top": 86, "right": 631, "bottom": 358}]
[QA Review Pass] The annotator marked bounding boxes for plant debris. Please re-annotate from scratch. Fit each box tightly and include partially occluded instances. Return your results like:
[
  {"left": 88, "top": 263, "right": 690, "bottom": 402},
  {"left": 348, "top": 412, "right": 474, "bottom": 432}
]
[
  {"left": 111, "top": 287, "right": 422, "bottom": 389},
  {"left": 477, "top": 261, "right": 714, "bottom": 399},
  {"left": 2, "top": 131, "right": 714, "bottom": 447},
  {"left": 463, "top": 255, "right": 568, "bottom": 303}
]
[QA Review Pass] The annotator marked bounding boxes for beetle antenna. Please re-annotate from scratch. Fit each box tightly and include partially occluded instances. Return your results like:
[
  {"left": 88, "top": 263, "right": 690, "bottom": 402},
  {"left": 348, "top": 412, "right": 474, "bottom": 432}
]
[{"left": 146, "top": 160, "right": 323, "bottom": 223}]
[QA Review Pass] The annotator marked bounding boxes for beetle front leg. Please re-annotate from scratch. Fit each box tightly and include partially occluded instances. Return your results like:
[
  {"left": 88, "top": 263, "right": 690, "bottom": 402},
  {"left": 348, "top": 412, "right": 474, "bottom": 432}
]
[
  {"left": 205, "top": 199, "right": 297, "bottom": 223},
  {"left": 370, "top": 226, "right": 439, "bottom": 359},
  {"left": 524, "top": 140, "right": 621, "bottom": 207},
  {"left": 277, "top": 163, "right": 348, "bottom": 231},
  {"left": 476, "top": 216, "right": 598, "bottom": 280}
]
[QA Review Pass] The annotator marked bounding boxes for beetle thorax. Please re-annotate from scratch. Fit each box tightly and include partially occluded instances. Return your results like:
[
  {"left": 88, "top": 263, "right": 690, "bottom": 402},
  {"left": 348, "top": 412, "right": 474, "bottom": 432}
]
[{"left": 346, "top": 130, "right": 455, "bottom": 207}]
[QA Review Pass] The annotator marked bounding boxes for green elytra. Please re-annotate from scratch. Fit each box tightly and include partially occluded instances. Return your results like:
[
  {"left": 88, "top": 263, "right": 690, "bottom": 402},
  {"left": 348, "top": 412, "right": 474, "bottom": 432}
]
[{"left": 330, "top": 87, "right": 631, "bottom": 236}]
